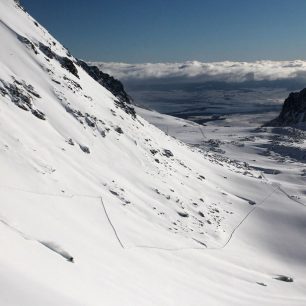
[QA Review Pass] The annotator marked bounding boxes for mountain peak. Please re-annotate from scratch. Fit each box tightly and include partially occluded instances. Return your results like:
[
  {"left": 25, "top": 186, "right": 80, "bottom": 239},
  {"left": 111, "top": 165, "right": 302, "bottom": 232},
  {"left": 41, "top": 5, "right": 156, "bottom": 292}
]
[{"left": 267, "top": 87, "right": 306, "bottom": 127}]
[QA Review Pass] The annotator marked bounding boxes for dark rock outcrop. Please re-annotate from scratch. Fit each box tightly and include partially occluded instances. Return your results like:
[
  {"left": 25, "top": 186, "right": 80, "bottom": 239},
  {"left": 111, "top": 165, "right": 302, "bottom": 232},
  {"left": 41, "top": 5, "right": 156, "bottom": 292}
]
[
  {"left": 77, "top": 60, "right": 136, "bottom": 118},
  {"left": 0, "top": 79, "right": 45, "bottom": 120},
  {"left": 77, "top": 60, "right": 132, "bottom": 104},
  {"left": 14, "top": 0, "right": 26, "bottom": 11},
  {"left": 59, "top": 57, "right": 79, "bottom": 78},
  {"left": 163, "top": 149, "right": 174, "bottom": 158},
  {"left": 17, "top": 34, "right": 38, "bottom": 54},
  {"left": 267, "top": 88, "right": 306, "bottom": 127},
  {"left": 39, "top": 43, "right": 79, "bottom": 78},
  {"left": 79, "top": 144, "right": 90, "bottom": 154}
]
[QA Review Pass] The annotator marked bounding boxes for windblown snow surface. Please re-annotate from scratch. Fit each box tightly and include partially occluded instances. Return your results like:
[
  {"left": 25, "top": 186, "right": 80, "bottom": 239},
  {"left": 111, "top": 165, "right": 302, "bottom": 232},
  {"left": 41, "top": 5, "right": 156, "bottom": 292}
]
[{"left": 0, "top": 1, "right": 305, "bottom": 305}]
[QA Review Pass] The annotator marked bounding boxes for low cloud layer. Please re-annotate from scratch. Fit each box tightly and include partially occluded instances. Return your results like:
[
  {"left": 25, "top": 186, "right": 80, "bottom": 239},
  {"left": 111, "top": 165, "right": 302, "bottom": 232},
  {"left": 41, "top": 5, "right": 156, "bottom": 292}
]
[{"left": 90, "top": 60, "right": 306, "bottom": 84}]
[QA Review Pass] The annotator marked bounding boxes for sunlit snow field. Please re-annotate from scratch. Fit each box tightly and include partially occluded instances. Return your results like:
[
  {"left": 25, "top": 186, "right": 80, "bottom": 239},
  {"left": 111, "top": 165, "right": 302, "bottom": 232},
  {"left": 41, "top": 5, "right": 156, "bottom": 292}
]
[{"left": 1, "top": 1, "right": 306, "bottom": 305}]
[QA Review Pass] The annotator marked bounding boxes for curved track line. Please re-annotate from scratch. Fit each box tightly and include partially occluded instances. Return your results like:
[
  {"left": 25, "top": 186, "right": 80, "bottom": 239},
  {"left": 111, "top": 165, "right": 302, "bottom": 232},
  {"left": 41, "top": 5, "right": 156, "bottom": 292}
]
[
  {"left": 100, "top": 197, "right": 125, "bottom": 249},
  {"left": 198, "top": 126, "right": 207, "bottom": 140},
  {"left": 127, "top": 185, "right": 280, "bottom": 251},
  {"left": 210, "top": 185, "right": 279, "bottom": 250},
  {"left": 277, "top": 185, "right": 306, "bottom": 207},
  {"left": 0, "top": 183, "right": 304, "bottom": 252}
]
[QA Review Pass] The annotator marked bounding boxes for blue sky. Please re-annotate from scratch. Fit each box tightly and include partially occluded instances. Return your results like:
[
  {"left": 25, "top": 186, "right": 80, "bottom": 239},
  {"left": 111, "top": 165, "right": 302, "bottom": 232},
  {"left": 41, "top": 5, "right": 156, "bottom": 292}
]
[{"left": 22, "top": 0, "right": 306, "bottom": 63}]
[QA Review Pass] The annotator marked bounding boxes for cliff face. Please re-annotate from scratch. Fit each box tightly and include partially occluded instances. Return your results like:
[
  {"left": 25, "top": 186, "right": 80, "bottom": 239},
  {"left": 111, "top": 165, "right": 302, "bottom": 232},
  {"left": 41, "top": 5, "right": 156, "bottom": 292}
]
[
  {"left": 268, "top": 88, "right": 306, "bottom": 126},
  {"left": 78, "top": 60, "right": 136, "bottom": 117},
  {"left": 77, "top": 60, "right": 132, "bottom": 104}
]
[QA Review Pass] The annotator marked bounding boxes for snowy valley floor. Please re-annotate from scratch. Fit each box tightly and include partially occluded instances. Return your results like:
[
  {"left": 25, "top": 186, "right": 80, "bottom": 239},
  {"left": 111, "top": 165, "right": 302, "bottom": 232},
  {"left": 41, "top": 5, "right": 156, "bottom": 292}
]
[
  {"left": 1, "top": 107, "right": 305, "bottom": 306},
  {"left": 135, "top": 107, "right": 306, "bottom": 305}
]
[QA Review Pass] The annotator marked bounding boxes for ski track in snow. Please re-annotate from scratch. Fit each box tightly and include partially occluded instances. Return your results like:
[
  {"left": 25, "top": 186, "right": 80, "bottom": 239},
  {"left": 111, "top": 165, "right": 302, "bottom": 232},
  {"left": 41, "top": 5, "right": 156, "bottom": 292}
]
[{"left": 0, "top": 180, "right": 303, "bottom": 252}]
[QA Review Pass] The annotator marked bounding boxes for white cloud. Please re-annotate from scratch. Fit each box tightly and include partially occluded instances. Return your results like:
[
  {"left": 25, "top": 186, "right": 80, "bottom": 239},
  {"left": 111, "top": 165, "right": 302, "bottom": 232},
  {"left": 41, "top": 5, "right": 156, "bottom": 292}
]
[{"left": 90, "top": 60, "right": 306, "bottom": 83}]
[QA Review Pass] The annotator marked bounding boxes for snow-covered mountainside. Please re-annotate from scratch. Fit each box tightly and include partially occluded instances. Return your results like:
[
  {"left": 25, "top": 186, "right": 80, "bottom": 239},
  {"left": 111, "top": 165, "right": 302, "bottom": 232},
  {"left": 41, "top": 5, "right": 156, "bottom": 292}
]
[
  {"left": 268, "top": 87, "right": 306, "bottom": 127},
  {"left": 0, "top": 1, "right": 306, "bottom": 305}
]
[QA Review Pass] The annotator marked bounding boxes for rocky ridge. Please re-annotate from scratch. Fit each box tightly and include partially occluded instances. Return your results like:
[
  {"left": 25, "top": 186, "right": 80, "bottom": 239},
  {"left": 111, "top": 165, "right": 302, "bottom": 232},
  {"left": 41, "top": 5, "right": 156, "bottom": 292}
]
[{"left": 267, "top": 88, "right": 306, "bottom": 127}]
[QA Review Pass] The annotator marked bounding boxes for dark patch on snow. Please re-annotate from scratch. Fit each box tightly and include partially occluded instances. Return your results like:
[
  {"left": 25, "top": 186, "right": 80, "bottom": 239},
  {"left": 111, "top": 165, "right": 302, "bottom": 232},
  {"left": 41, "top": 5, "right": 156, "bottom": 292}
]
[
  {"left": 67, "top": 138, "right": 74, "bottom": 146},
  {"left": 235, "top": 195, "right": 256, "bottom": 205},
  {"left": 109, "top": 190, "right": 119, "bottom": 196},
  {"left": 177, "top": 211, "right": 189, "bottom": 218},
  {"left": 31, "top": 109, "right": 46, "bottom": 120},
  {"left": 79, "top": 144, "right": 90, "bottom": 154},
  {"left": 192, "top": 238, "right": 207, "bottom": 247},
  {"left": 162, "top": 149, "right": 174, "bottom": 158},
  {"left": 65, "top": 105, "right": 84, "bottom": 122},
  {"left": 150, "top": 149, "right": 159, "bottom": 155},
  {"left": 39, "top": 241, "right": 74, "bottom": 262},
  {"left": 115, "top": 126, "right": 124, "bottom": 134},
  {"left": 251, "top": 166, "right": 281, "bottom": 175},
  {"left": 63, "top": 76, "right": 82, "bottom": 91},
  {"left": 274, "top": 275, "right": 294, "bottom": 282},
  {"left": 198, "top": 211, "right": 205, "bottom": 217},
  {"left": 85, "top": 115, "right": 96, "bottom": 127}
]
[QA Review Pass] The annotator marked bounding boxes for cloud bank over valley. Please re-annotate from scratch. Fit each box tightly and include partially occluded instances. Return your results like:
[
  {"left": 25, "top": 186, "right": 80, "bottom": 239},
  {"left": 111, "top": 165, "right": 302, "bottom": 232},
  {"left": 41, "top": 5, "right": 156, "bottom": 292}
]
[
  {"left": 90, "top": 60, "right": 306, "bottom": 123},
  {"left": 91, "top": 60, "right": 306, "bottom": 84}
]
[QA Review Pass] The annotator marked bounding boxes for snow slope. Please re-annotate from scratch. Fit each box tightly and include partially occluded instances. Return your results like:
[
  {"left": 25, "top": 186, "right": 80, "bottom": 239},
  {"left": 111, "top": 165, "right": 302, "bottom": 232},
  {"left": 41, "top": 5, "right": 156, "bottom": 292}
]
[{"left": 0, "top": 1, "right": 306, "bottom": 305}]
